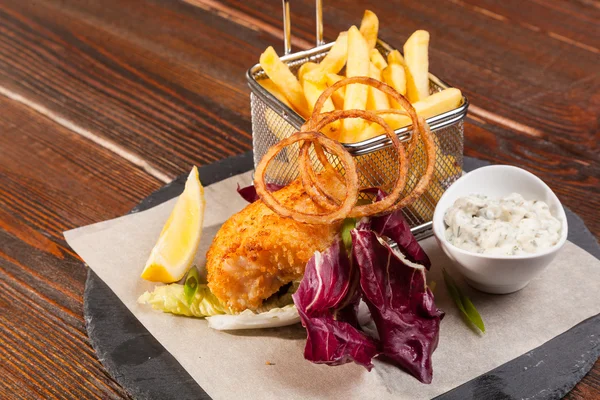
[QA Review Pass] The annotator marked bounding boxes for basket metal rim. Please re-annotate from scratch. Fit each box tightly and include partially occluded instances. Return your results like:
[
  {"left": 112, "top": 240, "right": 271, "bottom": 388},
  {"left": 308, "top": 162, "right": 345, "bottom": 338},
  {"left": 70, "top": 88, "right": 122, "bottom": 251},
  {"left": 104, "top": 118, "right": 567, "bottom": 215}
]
[
  {"left": 247, "top": 168, "right": 435, "bottom": 239},
  {"left": 247, "top": 38, "right": 469, "bottom": 155}
]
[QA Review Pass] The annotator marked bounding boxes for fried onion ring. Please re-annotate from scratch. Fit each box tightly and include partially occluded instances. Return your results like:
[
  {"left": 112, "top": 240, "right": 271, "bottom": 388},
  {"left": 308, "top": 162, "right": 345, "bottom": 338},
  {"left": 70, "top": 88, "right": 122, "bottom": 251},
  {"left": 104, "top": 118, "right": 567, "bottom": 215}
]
[
  {"left": 297, "top": 141, "right": 341, "bottom": 210},
  {"left": 309, "top": 108, "right": 419, "bottom": 160},
  {"left": 300, "top": 77, "right": 423, "bottom": 216},
  {"left": 299, "top": 109, "right": 408, "bottom": 217},
  {"left": 255, "top": 76, "right": 437, "bottom": 223},
  {"left": 370, "top": 109, "right": 421, "bottom": 159},
  {"left": 296, "top": 122, "right": 344, "bottom": 210},
  {"left": 392, "top": 116, "right": 436, "bottom": 210},
  {"left": 254, "top": 131, "right": 359, "bottom": 224}
]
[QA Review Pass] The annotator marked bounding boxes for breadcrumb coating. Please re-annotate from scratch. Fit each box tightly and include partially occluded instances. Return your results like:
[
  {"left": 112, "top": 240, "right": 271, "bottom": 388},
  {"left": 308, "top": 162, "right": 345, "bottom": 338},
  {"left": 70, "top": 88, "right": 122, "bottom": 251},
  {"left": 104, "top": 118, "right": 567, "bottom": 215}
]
[{"left": 206, "top": 178, "right": 342, "bottom": 312}]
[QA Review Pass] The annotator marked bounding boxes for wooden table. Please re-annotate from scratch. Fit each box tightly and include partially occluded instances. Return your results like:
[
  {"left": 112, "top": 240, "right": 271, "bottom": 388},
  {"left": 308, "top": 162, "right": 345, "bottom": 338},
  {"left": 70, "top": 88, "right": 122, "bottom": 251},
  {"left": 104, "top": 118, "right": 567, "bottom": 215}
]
[{"left": 0, "top": 0, "right": 598, "bottom": 398}]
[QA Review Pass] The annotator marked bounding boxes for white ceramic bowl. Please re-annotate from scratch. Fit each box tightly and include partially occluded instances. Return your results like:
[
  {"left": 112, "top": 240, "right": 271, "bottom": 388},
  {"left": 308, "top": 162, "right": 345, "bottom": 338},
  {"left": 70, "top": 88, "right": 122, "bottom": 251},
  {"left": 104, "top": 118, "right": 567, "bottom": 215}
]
[{"left": 432, "top": 165, "right": 568, "bottom": 294}]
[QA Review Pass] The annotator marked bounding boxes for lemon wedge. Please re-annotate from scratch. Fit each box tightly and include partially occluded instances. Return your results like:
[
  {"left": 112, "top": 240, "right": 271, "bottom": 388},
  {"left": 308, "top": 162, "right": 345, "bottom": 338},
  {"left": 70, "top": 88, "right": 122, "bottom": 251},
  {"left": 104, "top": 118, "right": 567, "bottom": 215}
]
[{"left": 141, "top": 166, "right": 205, "bottom": 282}]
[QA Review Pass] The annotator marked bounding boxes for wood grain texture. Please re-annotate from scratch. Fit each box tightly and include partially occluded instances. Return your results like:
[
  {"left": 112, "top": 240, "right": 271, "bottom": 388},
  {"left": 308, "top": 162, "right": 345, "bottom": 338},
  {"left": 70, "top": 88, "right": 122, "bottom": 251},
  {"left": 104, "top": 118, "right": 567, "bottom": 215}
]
[
  {"left": 216, "top": 0, "right": 600, "bottom": 161},
  {"left": 0, "top": 95, "right": 163, "bottom": 399},
  {"left": 463, "top": 120, "right": 600, "bottom": 240},
  {"left": 0, "top": 0, "right": 264, "bottom": 179},
  {"left": 211, "top": 0, "right": 600, "bottom": 242},
  {"left": 205, "top": 0, "right": 600, "bottom": 228},
  {"left": 0, "top": 0, "right": 598, "bottom": 398}
]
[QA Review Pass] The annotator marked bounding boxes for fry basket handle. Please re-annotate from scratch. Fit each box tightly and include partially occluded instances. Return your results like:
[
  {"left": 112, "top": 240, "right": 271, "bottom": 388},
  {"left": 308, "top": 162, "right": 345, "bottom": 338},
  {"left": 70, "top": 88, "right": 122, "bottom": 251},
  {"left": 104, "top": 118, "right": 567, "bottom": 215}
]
[
  {"left": 282, "top": 0, "right": 292, "bottom": 54},
  {"left": 281, "top": 0, "right": 325, "bottom": 54},
  {"left": 315, "top": 0, "right": 324, "bottom": 46}
]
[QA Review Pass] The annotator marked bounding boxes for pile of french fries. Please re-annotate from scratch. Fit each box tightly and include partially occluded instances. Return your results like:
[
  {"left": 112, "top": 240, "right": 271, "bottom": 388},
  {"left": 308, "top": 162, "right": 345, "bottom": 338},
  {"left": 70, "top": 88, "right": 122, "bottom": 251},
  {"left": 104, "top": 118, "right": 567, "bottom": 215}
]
[{"left": 258, "top": 10, "right": 463, "bottom": 144}]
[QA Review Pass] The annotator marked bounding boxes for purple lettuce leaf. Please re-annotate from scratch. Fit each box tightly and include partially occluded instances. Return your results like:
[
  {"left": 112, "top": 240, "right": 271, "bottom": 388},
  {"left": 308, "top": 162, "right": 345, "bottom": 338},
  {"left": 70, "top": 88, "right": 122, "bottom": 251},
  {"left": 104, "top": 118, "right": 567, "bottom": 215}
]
[
  {"left": 293, "top": 239, "right": 379, "bottom": 370},
  {"left": 370, "top": 212, "right": 431, "bottom": 269},
  {"left": 297, "top": 309, "right": 379, "bottom": 369},
  {"left": 294, "top": 239, "right": 351, "bottom": 312},
  {"left": 331, "top": 253, "right": 362, "bottom": 328},
  {"left": 236, "top": 183, "right": 284, "bottom": 203},
  {"left": 359, "top": 189, "right": 431, "bottom": 269},
  {"left": 352, "top": 229, "right": 444, "bottom": 383}
]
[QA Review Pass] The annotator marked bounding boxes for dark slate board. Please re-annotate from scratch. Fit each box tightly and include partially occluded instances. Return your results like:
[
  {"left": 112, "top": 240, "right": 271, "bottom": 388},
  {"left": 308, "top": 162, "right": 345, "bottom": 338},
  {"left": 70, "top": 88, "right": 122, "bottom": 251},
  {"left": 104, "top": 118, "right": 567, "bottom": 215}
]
[{"left": 83, "top": 154, "right": 600, "bottom": 400}]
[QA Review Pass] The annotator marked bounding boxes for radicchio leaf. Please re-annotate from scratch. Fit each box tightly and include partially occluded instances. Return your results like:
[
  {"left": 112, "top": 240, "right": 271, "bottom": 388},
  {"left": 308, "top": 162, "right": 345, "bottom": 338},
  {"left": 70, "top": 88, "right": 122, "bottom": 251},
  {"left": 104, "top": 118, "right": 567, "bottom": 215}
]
[
  {"left": 297, "top": 309, "right": 379, "bottom": 369},
  {"left": 331, "top": 220, "right": 365, "bottom": 329},
  {"left": 296, "top": 240, "right": 351, "bottom": 311},
  {"left": 352, "top": 229, "right": 444, "bottom": 383},
  {"left": 236, "top": 183, "right": 284, "bottom": 203},
  {"left": 370, "top": 212, "right": 431, "bottom": 269},
  {"left": 293, "top": 239, "right": 379, "bottom": 370},
  {"left": 362, "top": 189, "right": 431, "bottom": 269},
  {"left": 332, "top": 249, "right": 362, "bottom": 329}
]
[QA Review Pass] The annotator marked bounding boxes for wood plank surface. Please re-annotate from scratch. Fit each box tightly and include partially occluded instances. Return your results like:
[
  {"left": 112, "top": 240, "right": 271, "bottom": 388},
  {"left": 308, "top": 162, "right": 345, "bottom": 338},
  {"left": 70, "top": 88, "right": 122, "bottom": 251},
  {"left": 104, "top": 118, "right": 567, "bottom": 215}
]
[
  {"left": 214, "top": 0, "right": 600, "bottom": 158},
  {"left": 0, "top": 95, "right": 163, "bottom": 399},
  {"left": 188, "top": 0, "right": 600, "bottom": 239},
  {"left": 0, "top": 0, "right": 262, "bottom": 179},
  {"left": 0, "top": 0, "right": 598, "bottom": 398}
]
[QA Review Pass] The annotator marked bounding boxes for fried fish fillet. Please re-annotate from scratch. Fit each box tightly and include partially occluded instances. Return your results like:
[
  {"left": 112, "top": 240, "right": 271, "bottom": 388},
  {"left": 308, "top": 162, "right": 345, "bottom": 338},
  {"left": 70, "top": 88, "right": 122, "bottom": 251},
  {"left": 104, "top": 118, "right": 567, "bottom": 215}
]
[{"left": 206, "top": 178, "right": 342, "bottom": 312}]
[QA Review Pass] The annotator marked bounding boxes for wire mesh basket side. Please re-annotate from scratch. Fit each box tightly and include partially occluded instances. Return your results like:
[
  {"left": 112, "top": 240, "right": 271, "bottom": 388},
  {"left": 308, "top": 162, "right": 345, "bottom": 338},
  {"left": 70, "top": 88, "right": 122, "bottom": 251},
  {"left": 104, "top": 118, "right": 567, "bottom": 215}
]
[
  {"left": 250, "top": 93, "right": 464, "bottom": 230},
  {"left": 248, "top": 42, "right": 466, "bottom": 235}
]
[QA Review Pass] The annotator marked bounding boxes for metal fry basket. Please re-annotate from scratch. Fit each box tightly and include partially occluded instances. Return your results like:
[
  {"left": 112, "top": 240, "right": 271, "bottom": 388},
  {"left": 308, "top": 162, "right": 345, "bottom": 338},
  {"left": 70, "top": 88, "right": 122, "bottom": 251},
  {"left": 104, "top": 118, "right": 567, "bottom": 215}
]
[{"left": 246, "top": 1, "right": 469, "bottom": 239}]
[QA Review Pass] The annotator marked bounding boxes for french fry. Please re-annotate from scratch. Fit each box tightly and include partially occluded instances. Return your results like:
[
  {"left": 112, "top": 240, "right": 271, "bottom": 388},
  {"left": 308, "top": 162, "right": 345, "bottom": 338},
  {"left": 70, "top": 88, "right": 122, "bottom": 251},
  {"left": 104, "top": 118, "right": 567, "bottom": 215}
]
[
  {"left": 383, "top": 49, "right": 407, "bottom": 108},
  {"left": 325, "top": 73, "right": 345, "bottom": 88},
  {"left": 408, "top": 143, "right": 461, "bottom": 221},
  {"left": 298, "top": 62, "right": 319, "bottom": 85},
  {"left": 304, "top": 32, "right": 348, "bottom": 84},
  {"left": 258, "top": 21, "right": 447, "bottom": 150},
  {"left": 362, "top": 88, "right": 463, "bottom": 139},
  {"left": 303, "top": 80, "right": 334, "bottom": 114},
  {"left": 264, "top": 108, "right": 293, "bottom": 139},
  {"left": 370, "top": 49, "right": 387, "bottom": 70},
  {"left": 259, "top": 79, "right": 293, "bottom": 108},
  {"left": 264, "top": 107, "right": 298, "bottom": 167},
  {"left": 319, "top": 32, "right": 349, "bottom": 73},
  {"left": 325, "top": 73, "right": 346, "bottom": 109},
  {"left": 303, "top": 79, "right": 341, "bottom": 140},
  {"left": 341, "top": 26, "right": 370, "bottom": 143},
  {"left": 382, "top": 63, "right": 407, "bottom": 105},
  {"left": 403, "top": 30, "right": 430, "bottom": 103},
  {"left": 359, "top": 10, "right": 379, "bottom": 50},
  {"left": 405, "top": 88, "right": 463, "bottom": 127},
  {"left": 260, "top": 46, "right": 309, "bottom": 118},
  {"left": 366, "top": 63, "right": 390, "bottom": 111},
  {"left": 387, "top": 49, "right": 405, "bottom": 66}
]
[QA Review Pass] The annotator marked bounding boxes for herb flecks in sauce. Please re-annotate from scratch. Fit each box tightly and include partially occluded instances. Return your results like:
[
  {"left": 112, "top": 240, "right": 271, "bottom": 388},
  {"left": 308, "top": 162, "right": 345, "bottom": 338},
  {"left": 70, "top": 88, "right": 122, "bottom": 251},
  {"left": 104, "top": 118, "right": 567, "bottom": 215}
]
[{"left": 444, "top": 193, "right": 561, "bottom": 256}]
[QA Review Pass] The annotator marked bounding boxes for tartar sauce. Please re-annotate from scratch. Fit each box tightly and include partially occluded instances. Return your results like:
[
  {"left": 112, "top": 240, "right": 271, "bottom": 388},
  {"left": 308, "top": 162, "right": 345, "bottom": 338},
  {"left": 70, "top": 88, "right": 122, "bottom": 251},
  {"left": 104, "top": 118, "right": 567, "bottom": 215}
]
[{"left": 444, "top": 193, "right": 561, "bottom": 256}]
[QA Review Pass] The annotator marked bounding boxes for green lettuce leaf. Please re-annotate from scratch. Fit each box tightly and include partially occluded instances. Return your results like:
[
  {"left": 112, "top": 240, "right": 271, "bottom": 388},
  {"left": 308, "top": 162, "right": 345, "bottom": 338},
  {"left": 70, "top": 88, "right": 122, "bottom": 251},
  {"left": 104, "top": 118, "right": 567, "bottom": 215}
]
[
  {"left": 138, "top": 284, "right": 229, "bottom": 317},
  {"left": 255, "top": 281, "right": 300, "bottom": 313},
  {"left": 138, "top": 281, "right": 301, "bottom": 323},
  {"left": 207, "top": 304, "right": 300, "bottom": 331}
]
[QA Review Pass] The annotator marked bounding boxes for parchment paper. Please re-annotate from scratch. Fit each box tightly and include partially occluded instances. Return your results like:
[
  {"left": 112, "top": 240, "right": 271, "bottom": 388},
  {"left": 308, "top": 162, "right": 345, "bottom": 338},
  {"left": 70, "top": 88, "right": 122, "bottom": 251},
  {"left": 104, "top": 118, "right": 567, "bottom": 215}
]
[{"left": 64, "top": 171, "right": 600, "bottom": 400}]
